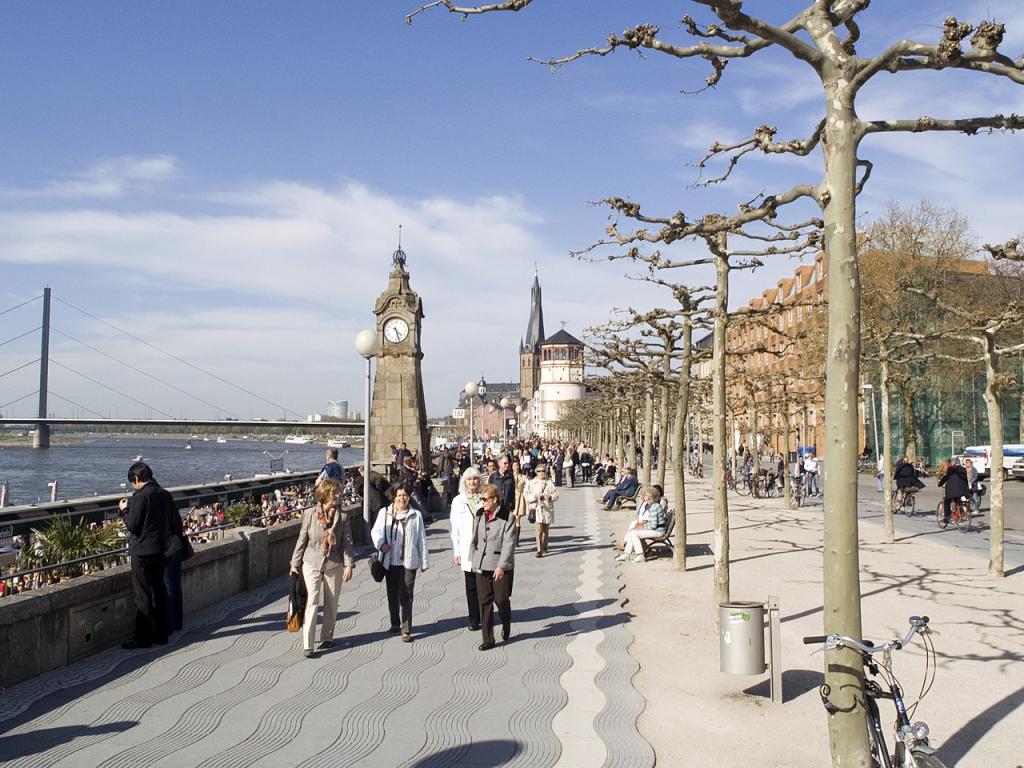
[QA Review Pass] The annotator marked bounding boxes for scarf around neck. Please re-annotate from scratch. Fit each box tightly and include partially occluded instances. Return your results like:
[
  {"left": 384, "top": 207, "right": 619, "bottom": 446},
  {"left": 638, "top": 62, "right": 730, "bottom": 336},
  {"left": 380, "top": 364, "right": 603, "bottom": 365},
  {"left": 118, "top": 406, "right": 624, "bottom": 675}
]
[{"left": 315, "top": 501, "right": 337, "bottom": 556}]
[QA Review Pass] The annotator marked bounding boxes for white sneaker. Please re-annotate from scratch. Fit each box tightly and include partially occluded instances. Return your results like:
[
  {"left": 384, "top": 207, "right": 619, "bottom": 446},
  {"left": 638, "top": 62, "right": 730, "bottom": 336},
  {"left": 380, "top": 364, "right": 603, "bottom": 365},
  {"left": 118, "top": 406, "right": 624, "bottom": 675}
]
[
  {"left": 632, "top": 555, "right": 645, "bottom": 563},
  {"left": 615, "top": 554, "right": 628, "bottom": 561}
]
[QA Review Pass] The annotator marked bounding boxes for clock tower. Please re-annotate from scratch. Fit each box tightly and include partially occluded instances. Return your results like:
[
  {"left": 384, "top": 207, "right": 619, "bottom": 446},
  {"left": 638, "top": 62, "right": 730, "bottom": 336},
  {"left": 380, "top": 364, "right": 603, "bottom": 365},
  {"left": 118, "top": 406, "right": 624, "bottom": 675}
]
[{"left": 368, "top": 241, "right": 431, "bottom": 472}]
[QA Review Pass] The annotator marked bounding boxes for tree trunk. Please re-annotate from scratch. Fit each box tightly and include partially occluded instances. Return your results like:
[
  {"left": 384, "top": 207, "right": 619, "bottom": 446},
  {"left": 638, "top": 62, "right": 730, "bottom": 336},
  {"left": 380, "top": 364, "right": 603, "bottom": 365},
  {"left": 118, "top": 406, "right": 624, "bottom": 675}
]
[
  {"left": 783, "top": 387, "right": 792, "bottom": 507},
  {"left": 880, "top": 354, "right": 895, "bottom": 544},
  {"left": 673, "top": 319, "right": 693, "bottom": 571},
  {"left": 712, "top": 241, "right": 731, "bottom": 615},
  {"left": 641, "top": 387, "right": 654, "bottom": 486},
  {"left": 898, "top": 382, "right": 918, "bottom": 462},
  {"left": 658, "top": 349, "right": 671, "bottom": 489},
  {"left": 815, "top": 65, "right": 869, "bottom": 765},
  {"left": 984, "top": 339, "right": 1005, "bottom": 577}
]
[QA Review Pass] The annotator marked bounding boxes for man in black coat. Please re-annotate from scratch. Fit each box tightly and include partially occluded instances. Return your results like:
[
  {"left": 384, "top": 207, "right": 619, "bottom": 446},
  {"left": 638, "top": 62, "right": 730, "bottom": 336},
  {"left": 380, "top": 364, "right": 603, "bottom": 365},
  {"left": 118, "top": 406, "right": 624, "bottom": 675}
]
[
  {"left": 118, "top": 461, "right": 174, "bottom": 648},
  {"left": 937, "top": 457, "right": 970, "bottom": 523}
]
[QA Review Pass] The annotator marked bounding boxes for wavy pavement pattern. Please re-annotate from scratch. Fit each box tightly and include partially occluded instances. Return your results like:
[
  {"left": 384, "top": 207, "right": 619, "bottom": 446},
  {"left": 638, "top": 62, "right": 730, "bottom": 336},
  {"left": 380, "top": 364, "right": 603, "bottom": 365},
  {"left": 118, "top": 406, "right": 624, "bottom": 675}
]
[{"left": 0, "top": 573, "right": 288, "bottom": 727}]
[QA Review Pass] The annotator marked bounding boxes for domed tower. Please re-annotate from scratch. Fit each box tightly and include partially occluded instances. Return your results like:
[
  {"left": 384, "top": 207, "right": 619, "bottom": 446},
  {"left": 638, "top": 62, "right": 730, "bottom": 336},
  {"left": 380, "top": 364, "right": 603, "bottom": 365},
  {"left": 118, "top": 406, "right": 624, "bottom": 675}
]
[
  {"left": 519, "top": 273, "right": 545, "bottom": 401},
  {"left": 534, "top": 329, "right": 585, "bottom": 437}
]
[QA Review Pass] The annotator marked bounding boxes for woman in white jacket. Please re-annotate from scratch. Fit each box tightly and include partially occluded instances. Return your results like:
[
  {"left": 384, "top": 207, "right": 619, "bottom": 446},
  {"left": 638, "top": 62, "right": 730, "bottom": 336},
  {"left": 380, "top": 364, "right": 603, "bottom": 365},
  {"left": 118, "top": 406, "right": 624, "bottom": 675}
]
[
  {"left": 524, "top": 463, "right": 559, "bottom": 557},
  {"left": 371, "top": 483, "right": 429, "bottom": 642},
  {"left": 449, "top": 467, "right": 482, "bottom": 631}
]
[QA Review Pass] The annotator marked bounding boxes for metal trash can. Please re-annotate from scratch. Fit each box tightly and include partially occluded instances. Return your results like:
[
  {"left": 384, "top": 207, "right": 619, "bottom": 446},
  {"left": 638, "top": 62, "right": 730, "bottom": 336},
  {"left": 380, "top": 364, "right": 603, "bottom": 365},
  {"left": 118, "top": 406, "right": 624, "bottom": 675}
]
[{"left": 720, "top": 601, "right": 766, "bottom": 675}]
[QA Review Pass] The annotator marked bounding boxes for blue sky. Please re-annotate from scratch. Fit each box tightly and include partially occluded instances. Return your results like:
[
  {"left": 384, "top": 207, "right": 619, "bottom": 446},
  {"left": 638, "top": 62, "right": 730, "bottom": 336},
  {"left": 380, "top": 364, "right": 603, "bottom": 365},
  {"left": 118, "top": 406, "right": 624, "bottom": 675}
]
[{"left": 2, "top": 1, "right": 1023, "bottom": 420}]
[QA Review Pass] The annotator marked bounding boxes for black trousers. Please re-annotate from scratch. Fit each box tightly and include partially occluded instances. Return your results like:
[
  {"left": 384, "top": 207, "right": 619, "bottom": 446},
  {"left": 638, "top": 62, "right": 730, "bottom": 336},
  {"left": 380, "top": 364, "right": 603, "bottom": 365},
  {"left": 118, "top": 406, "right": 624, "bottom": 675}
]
[
  {"left": 131, "top": 553, "right": 168, "bottom": 645},
  {"left": 476, "top": 570, "right": 512, "bottom": 644},
  {"left": 463, "top": 571, "right": 480, "bottom": 626},
  {"left": 385, "top": 566, "right": 417, "bottom": 633}
]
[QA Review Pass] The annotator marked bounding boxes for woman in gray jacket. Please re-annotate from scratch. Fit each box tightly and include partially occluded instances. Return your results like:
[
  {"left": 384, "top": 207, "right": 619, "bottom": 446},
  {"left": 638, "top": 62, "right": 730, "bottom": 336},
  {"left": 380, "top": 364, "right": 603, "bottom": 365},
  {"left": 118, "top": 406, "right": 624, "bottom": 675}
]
[
  {"left": 290, "top": 479, "right": 355, "bottom": 658},
  {"left": 471, "top": 483, "right": 516, "bottom": 651}
]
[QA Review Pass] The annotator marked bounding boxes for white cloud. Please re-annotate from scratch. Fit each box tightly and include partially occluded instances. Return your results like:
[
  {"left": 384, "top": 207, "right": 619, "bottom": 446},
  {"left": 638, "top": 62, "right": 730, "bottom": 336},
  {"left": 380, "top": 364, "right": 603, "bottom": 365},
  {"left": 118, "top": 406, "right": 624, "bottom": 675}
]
[{"left": 3, "top": 155, "right": 179, "bottom": 199}]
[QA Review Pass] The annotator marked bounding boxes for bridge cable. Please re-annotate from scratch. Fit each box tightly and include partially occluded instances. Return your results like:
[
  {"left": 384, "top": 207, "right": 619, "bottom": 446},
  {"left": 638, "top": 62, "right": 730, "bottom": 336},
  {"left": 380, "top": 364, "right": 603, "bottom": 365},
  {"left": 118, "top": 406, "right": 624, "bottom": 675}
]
[
  {"left": 50, "top": 359, "right": 176, "bottom": 419},
  {"left": 0, "top": 359, "right": 40, "bottom": 380},
  {"left": 0, "top": 295, "right": 42, "bottom": 317},
  {"left": 48, "top": 390, "right": 108, "bottom": 419},
  {"left": 51, "top": 327, "right": 241, "bottom": 419},
  {"left": 0, "top": 390, "right": 38, "bottom": 410},
  {"left": 0, "top": 327, "right": 41, "bottom": 348},
  {"left": 53, "top": 296, "right": 302, "bottom": 418}
]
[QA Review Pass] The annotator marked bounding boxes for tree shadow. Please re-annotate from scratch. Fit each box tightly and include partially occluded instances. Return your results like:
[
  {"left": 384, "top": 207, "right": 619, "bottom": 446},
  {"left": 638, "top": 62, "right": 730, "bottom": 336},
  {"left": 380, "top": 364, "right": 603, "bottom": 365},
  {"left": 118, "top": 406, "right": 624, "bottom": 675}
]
[
  {"left": 937, "top": 683, "right": 1024, "bottom": 765},
  {"left": 742, "top": 668, "right": 824, "bottom": 703},
  {"left": 0, "top": 721, "right": 138, "bottom": 757}
]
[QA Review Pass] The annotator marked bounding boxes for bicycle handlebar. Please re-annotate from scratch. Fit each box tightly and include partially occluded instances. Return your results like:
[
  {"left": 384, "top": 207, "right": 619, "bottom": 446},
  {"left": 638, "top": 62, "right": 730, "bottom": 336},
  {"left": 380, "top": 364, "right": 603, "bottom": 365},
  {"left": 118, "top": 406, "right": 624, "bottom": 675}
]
[{"left": 802, "top": 616, "right": 930, "bottom": 653}]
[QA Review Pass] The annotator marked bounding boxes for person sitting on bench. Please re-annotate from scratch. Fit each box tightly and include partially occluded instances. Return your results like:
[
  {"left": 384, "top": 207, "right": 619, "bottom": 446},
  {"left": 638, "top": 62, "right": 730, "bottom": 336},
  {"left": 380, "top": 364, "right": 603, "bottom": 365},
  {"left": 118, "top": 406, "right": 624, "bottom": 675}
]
[
  {"left": 602, "top": 467, "right": 638, "bottom": 510},
  {"left": 616, "top": 485, "right": 666, "bottom": 562}
]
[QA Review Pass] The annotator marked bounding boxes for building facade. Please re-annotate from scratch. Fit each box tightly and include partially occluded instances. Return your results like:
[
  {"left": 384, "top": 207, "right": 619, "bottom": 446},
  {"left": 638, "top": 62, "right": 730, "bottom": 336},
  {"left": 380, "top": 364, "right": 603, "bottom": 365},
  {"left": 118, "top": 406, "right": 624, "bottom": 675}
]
[
  {"left": 532, "top": 330, "right": 586, "bottom": 438},
  {"left": 519, "top": 275, "right": 545, "bottom": 402}
]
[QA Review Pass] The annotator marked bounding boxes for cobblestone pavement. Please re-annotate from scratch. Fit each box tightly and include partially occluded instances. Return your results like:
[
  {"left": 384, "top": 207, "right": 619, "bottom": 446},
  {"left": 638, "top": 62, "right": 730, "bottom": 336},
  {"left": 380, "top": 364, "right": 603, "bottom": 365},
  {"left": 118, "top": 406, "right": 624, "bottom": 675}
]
[{"left": 0, "top": 484, "right": 654, "bottom": 768}]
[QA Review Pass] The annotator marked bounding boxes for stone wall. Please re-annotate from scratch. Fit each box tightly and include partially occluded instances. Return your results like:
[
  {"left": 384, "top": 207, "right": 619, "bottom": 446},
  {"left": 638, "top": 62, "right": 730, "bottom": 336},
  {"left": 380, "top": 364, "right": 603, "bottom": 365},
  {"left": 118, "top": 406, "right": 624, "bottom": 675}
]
[{"left": 0, "top": 519, "right": 304, "bottom": 689}]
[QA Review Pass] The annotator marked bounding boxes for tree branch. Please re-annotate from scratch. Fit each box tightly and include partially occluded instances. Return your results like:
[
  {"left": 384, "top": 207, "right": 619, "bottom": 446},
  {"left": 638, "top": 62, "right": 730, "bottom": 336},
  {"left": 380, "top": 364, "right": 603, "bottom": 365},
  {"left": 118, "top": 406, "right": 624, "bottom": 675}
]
[{"left": 860, "top": 113, "right": 1024, "bottom": 136}]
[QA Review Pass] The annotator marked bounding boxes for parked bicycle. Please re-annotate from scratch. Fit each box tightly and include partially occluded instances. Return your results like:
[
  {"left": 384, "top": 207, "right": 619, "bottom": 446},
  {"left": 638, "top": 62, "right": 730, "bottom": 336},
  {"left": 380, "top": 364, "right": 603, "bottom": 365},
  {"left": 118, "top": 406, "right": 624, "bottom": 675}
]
[
  {"left": 804, "top": 615, "right": 946, "bottom": 768},
  {"left": 935, "top": 497, "right": 972, "bottom": 532},
  {"left": 892, "top": 487, "right": 917, "bottom": 517},
  {"left": 734, "top": 466, "right": 752, "bottom": 496},
  {"left": 688, "top": 453, "right": 704, "bottom": 478}
]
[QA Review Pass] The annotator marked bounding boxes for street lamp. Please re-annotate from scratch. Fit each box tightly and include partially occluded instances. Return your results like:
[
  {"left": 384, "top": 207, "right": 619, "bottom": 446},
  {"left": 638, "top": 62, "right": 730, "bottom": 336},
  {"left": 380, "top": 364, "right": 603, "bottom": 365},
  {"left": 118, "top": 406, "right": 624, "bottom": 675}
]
[
  {"left": 500, "top": 397, "right": 510, "bottom": 440},
  {"left": 355, "top": 329, "right": 378, "bottom": 533},
  {"left": 464, "top": 379, "right": 479, "bottom": 466},
  {"left": 514, "top": 404, "right": 522, "bottom": 439},
  {"left": 862, "top": 383, "right": 879, "bottom": 461}
]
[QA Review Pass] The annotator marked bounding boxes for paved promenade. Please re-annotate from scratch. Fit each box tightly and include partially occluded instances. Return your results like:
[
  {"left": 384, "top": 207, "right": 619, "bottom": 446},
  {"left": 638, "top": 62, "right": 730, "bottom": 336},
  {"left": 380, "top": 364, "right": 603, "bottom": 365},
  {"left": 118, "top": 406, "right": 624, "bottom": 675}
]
[{"left": 0, "top": 485, "right": 653, "bottom": 768}]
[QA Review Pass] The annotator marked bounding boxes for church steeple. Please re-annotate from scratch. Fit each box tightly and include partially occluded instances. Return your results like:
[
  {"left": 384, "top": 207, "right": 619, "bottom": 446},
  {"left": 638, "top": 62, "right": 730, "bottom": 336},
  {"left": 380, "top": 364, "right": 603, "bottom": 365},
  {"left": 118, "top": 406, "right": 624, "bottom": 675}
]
[
  {"left": 520, "top": 272, "right": 545, "bottom": 402},
  {"left": 523, "top": 274, "right": 545, "bottom": 353}
]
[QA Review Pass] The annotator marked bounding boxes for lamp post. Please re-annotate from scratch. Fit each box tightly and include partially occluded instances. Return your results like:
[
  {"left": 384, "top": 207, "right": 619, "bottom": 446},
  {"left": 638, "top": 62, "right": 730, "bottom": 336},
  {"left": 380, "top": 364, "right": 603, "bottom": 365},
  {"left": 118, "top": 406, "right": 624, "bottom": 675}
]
[
  {"left": 862, "top": 383, "right": 879, "bottom": 459},
  {"left": 500, "top": 397, "right": 510, "bottom": 440},
  {"left": 515, "top": 403, "right": 523, "bottom": 439},
  {"left": 355, "top": 329, "right": 378, "bottom": 534},
  {"left": 464, "top": 379, "right": 478, "bottom": 466}
]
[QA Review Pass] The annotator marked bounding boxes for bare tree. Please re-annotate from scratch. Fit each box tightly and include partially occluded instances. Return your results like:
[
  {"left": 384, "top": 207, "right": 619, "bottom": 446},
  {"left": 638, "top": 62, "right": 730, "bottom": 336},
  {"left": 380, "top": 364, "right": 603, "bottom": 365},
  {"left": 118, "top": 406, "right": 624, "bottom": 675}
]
[{"left": 409, "top": 3, "right": 1024, "bottom": 764}]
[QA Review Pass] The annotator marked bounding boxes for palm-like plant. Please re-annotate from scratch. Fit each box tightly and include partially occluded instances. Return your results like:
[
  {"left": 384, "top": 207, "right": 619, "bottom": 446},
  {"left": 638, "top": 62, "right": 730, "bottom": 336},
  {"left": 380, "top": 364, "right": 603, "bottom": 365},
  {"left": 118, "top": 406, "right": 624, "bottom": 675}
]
[{"left": 22, "top": 516, "right": 127, "bottom": 580}]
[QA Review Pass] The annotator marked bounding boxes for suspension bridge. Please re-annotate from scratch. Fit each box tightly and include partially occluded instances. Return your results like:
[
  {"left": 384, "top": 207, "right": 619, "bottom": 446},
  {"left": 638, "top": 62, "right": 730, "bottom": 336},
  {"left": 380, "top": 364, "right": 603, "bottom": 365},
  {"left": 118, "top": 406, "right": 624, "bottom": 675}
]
[{"left": 0, "top": 288, "right": 362, "bottom": 446}]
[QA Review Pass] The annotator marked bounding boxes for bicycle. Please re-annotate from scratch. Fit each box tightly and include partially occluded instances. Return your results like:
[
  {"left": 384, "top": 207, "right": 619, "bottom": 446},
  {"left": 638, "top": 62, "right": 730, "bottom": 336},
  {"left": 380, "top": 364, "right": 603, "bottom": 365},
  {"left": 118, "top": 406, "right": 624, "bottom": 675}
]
[
  {"left": 734, "top": 467, "right": 752, "bottom": 496},
  {"left": 935, "top": 496, "right": 971, "bottom": 532},
  {"left": 892, "top": 487, "right": 917, "bottom": 517},
  {"left": 789, "top": 474, "right": 805, "bottom": 508},
  {"left": 804, "top": 615, "right": 946, "bottom": 768}
]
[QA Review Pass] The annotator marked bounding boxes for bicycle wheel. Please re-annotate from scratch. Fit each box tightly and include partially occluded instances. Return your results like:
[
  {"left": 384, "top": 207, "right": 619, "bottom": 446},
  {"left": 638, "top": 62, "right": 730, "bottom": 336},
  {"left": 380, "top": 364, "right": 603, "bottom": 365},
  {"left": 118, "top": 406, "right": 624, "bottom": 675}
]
[
  {"left": 935, "top": 501, "right": 948, "bottom": 529},
  {"left": 909, "top": 751, "right": 949, "bottom": 768},
  {"left": 735, "top": 477, "right": 751, "bottom": 496},
  {"left": 907, "top": 493, "right": 915, "bottom": 517},
  {"left": 955, "top": 500, "right": 971, "bottom": 532}
]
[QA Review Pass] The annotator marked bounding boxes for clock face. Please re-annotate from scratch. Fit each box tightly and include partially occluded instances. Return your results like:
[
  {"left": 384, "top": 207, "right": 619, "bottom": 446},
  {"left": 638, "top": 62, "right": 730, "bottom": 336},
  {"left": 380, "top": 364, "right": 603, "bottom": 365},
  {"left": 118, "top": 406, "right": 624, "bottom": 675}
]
[{"left": 383, "top": 317, "right": 409, "bottom": 343}]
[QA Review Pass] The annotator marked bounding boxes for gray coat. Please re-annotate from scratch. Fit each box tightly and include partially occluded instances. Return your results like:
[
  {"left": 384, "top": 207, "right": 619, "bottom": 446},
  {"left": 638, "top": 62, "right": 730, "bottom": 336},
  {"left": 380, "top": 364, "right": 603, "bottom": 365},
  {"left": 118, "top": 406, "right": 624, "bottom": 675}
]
[
  {"left": 290, "top": 506, "right": 356, "bottom": 571},
  {"left": 470, "top": 507, "right": 516, "bottom": 573}
]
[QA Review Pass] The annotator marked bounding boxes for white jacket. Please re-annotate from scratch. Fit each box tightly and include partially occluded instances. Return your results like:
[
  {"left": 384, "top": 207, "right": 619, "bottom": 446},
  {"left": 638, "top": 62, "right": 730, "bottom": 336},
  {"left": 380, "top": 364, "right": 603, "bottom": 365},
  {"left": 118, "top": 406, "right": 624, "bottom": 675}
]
[
  {"left": 449, "top": 491, "right": 479, "bottom": 573},
  {"left": 371, "top": 505, "right": 429, "bottom": 571}
]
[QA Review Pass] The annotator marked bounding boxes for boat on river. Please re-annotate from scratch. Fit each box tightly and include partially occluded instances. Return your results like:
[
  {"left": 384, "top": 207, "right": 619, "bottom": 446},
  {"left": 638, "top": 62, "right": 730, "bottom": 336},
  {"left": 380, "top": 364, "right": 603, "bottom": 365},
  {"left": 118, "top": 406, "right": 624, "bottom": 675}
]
[
  {"left": 327, "top": 438, "right": 350, "bottom": 448},
  {"left": 284, "top": 435, "right": 311, "bottom": 445}
]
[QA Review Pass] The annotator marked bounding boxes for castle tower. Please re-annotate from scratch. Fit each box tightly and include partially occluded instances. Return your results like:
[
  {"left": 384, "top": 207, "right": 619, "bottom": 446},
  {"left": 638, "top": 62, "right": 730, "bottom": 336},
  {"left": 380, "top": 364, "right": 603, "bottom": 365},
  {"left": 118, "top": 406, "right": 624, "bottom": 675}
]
[
  {"left": 534, "top": 329, "right": 585, "bottom": 437},
  {"left": 519, "top": 274, "right": 545, "bottom": 401}
]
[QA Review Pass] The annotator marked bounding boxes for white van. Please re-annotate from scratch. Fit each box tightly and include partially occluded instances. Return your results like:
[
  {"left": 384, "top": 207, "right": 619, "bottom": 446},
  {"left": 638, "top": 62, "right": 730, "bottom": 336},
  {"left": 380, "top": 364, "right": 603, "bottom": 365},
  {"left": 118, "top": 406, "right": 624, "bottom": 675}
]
[{"left": 962, "top": 445, "right": 1024, "bottom": 479}]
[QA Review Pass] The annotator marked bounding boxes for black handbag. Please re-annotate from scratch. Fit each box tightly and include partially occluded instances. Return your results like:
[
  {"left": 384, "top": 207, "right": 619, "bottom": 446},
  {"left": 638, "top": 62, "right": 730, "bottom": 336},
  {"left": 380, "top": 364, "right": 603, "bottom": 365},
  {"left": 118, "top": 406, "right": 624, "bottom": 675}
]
[
  {"left": 370, "top": 551, "right": 386, "bottom": 583},
  {"left": 164, "top": 531, "right": 195, "bottom": 561}
]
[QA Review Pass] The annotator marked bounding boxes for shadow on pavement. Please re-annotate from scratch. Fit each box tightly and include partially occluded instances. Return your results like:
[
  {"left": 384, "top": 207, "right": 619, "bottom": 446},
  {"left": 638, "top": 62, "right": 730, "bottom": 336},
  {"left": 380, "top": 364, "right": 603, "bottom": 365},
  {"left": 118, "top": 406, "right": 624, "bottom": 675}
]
[
  {"left": 742, "top": 668, "right": 824, "bottom": 704},
  {"left": 937, "top": 683, "right": 1024, "bottom": 765},
  {"left": 0, "top": 721, "right": 138, "bottom": 758},
  {"left": 408, "top": 738, "right": 520, "bottom": 767}
]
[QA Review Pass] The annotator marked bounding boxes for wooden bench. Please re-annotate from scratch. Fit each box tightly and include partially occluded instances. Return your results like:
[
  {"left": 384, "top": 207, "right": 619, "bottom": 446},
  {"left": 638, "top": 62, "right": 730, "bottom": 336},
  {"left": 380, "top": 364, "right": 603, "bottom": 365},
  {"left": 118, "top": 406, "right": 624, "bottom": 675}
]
[
  {"left": 612, "top": 485, "right": 641, "bottom": 511},
  {"left": 639, "top": 509, "right": 675, "bottom": 560}
]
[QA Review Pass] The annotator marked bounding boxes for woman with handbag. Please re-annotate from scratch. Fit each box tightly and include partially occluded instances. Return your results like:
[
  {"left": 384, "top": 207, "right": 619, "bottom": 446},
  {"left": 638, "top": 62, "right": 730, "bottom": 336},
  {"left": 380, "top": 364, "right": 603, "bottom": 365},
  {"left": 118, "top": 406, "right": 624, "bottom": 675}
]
[
  {"left": 524, "top": 463, "right": 559, "bottom": 557},
  {"left": 289, "top": 479, "right": 355, "bottom": 658},
  {"left": 449, "top": 467, "right": 482, "bottom": 631},
  {"left": 372, "top": 483, "right": 430, "bottom": 642}
]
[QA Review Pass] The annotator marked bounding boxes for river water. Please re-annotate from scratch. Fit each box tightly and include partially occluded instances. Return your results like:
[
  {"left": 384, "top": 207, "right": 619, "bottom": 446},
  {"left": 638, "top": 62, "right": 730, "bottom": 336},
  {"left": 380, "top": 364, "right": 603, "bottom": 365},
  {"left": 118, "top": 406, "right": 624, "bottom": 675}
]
[{"left": 0, "top": 437, "right": 364, "bottom": 505}]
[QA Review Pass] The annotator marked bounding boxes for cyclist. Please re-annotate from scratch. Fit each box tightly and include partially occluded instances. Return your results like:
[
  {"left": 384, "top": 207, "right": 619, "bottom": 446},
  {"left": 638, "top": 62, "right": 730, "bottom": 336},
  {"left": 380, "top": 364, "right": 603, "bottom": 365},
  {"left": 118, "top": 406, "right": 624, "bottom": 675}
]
[
  {"left": 893, "top": 455, "right": 924, "bottom": 493},
  {"left": 937, "top": 456, "right": 969, "bottom": 524},
  {"left": 964, "top": 458, "right": 983, "bottom": 510}
]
